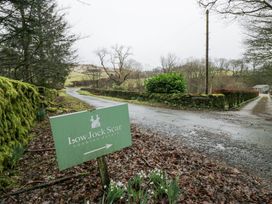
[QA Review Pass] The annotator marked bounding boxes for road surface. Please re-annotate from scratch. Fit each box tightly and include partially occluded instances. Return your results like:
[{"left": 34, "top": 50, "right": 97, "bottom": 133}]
[{"left": 67, "top": 88, "right": 272, "bottom": 183}]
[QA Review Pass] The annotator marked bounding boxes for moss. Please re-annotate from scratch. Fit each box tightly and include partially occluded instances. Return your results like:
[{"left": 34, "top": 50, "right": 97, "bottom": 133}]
[
  {"left": 46, "top": 107, "right": 58, "bottom": 112},
  {"left": 0, "top": 76, "right": 40, "bottom": 172},
  {"left": 81, "top": 88, "right": 226, "bottom": 110}
]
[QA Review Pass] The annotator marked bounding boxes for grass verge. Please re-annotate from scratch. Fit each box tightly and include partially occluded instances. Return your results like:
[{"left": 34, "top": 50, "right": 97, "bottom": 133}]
[
  {"left": 77, "top": 90, "right": 212, "bottom": 112},
  {"left": 252, "top": 96, "right": 268, "bottom": 115},
  {"left": 47, "top": 90, "right": 91, "bottom": 113}
]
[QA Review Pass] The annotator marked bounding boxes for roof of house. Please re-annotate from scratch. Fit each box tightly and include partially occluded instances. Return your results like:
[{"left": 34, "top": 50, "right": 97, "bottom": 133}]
[{"left": 253, "top": 84, "right": 270, "bottom": 89}]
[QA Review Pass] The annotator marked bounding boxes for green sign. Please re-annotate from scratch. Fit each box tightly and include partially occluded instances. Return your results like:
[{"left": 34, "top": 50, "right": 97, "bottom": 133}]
[{"left": 49, "top": 104, "right": 132, "bottom": 170}]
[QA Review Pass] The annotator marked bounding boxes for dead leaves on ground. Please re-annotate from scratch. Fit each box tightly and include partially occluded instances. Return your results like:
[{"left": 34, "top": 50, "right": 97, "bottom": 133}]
[{"left": 1, "top": 119, "right": 271, "bottom": 203}]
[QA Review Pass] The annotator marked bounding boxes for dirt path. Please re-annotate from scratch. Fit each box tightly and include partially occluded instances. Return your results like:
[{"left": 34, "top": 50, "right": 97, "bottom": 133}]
[{"left": 67, "top": 88, "right": 272, "bottom": 186}]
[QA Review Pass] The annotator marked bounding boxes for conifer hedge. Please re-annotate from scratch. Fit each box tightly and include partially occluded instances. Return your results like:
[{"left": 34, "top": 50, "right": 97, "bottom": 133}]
[{"left": 0, "top": 77, "right": 40, "bottom": 172}]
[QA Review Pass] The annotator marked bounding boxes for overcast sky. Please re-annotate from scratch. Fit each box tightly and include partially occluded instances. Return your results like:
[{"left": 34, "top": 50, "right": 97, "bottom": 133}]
[{"left": 57, "top": 0, "right": 245, "bottom": 69}]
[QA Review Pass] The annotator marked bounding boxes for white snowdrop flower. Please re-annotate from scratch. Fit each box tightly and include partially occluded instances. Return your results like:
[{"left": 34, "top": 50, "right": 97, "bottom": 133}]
[
  {"left": 104, "top": 185, "right": 107, "bottom": 189},
  {"left": 116, "top": 181, "right": 123, "bottom": 187}
]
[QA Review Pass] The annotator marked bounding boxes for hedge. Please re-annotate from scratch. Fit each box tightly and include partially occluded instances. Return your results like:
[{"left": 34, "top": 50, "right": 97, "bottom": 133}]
[
  {"left": 81, "top": 88, "right": 259, "bottom": 110},
  {"left": 81, "top": 88, "right": 226, "bottom": 110},
  {"left": 148, "top": 93, "right": 225, "bottom": 109},
  {"left": 0, "top": 77, "right": 41, "bottom": 172},
  {"left": 38, "top": 86, "right": 58, "bottom": 103},
  {"left": 213, "top": 89, "right": 259, "bottom": 109},
  {"left": 81, "top": 88, "right": 146, "bottom": 100}
]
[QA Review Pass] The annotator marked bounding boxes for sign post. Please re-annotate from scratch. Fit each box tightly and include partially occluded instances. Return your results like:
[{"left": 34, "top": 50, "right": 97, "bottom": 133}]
[
  {"left": 49, "top": 104, "right": 131, "bottom": 188},
  {"left": 97, "top": 156, "right": 110, "bottom": 188}
]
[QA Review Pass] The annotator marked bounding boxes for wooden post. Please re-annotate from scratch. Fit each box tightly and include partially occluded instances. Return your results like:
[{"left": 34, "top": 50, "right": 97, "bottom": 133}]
[
  {"left": 205, "top": 9, "right": 209, "bottom": 95},
  {"left": 97, "top": 156, "right": 110, "bottom": 189}
]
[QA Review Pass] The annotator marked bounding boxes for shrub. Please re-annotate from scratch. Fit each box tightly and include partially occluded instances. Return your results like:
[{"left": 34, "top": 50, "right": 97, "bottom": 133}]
[
  {"left": 81, "top": 88, "right": 147, "bottom": 100},
  {"left": 41, "top": 87, "right": 58, "bottom": 102},
  {"left": 145, "top": 73, "right": 186, "bottom": 94}
]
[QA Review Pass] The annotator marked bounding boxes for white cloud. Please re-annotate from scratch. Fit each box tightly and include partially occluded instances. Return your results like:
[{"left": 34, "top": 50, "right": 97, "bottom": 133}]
[{"left": 57, "top": 0, "right": 244, "bottom": 69}]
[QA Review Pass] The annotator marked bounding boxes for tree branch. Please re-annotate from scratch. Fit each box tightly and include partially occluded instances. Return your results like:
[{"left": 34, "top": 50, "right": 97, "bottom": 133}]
[{"left": 0, "top": 173, "right": 89, "bottom": 199}]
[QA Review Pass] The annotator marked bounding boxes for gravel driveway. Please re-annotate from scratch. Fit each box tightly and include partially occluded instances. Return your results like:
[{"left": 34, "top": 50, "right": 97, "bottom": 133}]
[{"left": 67, "top": 88, "right": 272, "bottom": 186}]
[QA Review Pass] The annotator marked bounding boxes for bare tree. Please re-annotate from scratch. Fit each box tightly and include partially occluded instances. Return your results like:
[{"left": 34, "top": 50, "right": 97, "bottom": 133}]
[
  {"left": 95, "top": 45, "right": 137, "bottom": 86},
  {"left": 244, "top": 17, "right": 272, "bottom": 64},
  {"left": 84, "top": 65, "right": 102, "bottom": 80},
  {"left": 199, "top": 0, "right": 272, "bottom": 70},
  {"left": 179, "top": 59, "right": 206, "bottom": 93},
  {"left": 198, "top": 0, "right": 272, "bottom": 18},
  {"left": 229, "top": 59, "right": 247, "bottom": 76},
  {"left": 213, "top": 58, "right": 230, "bottom": 71},
  {"left": 83, "top": 64, "right": 102, "bottom": 87},
  {"left": 160, "top": 53, "right": 179, "bottom": 73},
  {"left": 177, "top": 58, "right": 248, "bottom": 93}
]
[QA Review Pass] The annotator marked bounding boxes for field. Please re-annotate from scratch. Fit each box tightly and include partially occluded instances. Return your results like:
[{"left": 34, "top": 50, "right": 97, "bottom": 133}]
[
  {"left": 65, "top": 68, "right": 146, "bottom": 91},
  {"left": 65, "top": 71, "right": 89, "bottom": 86},
  {"left": 65, "top": 66, "right": 113, "bottom": 87}
]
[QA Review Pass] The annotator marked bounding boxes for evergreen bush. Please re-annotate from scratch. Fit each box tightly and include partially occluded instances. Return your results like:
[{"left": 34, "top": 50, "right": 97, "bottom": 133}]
[{"left": 145, "top": 73, "right": 186, "bottom": 94}]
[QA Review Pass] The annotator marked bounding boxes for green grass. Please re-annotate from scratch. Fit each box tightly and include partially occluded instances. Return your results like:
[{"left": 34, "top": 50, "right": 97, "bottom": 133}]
[
  {"left": 77, "top": 90, "right": 224, "bottom": 112},
  {"left": 52, "top": 90, "right": 92, "bottom": 112},
  {"left": 252, "top": 96, "right": 266, "bottom": 114},
  {"left": 65, "top": 71, "right": 89, "bottom": 86},
  {"left": 65, "top": 67, "right": 147, "bottom": 90},
  {"left": 120, "top": 78, "right": 145, "bottom": 91},
  {"left": 77, "top": 90, "right": 132, "bottom": 104},
  {"left": 65, "top": 69, "right": 114, "bottom": 87},
  {"left": 77, "top": 90, "right": 198, "bottom": 111}
]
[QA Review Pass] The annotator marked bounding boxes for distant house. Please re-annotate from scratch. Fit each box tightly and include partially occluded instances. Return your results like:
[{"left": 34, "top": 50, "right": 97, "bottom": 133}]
[{"left": 253, "top": 84, "right": 270, "bottom": 94}]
